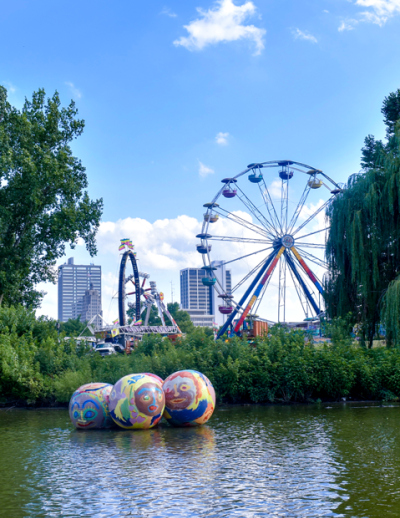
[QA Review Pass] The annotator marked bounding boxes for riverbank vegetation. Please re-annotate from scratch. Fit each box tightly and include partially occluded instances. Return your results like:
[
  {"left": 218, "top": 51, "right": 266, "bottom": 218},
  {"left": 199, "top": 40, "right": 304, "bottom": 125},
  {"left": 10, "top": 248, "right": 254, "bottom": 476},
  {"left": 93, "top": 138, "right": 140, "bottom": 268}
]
[{"left": 3, "top": 306, "right": 400, "bottom": 406}]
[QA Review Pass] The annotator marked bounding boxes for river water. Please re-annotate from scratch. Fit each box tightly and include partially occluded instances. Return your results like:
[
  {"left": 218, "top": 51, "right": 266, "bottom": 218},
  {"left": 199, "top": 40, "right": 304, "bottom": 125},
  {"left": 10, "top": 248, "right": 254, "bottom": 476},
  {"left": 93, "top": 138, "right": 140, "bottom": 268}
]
[{"left": 1, "top": 404, "right": 399, "bottom": 517}]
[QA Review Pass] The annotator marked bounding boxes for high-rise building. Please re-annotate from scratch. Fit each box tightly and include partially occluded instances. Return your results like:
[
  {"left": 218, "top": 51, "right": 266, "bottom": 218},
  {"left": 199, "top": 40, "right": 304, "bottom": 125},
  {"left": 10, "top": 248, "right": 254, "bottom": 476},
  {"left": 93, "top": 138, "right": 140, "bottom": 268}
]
[
  {"left": 80, "top": 283, "right": 103, "bottom": 329},
  {"left": 58, "top": 258, "right": 102, "bottom": 323},
  {"left": 210, "top": 261, "right": 232, "bottom": 327},
  {"left": 180, "top": 267, "right": 214, "bottom": 327},
  {"left": 180, "top": 268, "right": 212, "bottom": 313},
  {"left": 179, "top": 264, "right": 231, "bottom": 328}
]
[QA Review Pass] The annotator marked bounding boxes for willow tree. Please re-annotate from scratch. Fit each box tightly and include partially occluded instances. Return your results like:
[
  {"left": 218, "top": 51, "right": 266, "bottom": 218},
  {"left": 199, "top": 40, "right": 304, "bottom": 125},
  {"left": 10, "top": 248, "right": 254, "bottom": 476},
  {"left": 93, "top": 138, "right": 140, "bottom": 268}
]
[
  {"left": 0, "top": 86, "right": 103, "bottom": 307},
  {"left": 326, "top": 89, "right": 400, "bottom": 347}
]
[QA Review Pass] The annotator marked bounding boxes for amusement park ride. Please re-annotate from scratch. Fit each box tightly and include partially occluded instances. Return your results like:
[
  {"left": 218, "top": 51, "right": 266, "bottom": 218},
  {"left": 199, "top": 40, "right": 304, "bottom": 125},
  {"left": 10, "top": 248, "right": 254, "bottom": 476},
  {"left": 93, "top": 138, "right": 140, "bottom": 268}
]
[
  {"left": 197, "top": 160, "right": 342, "bottom": 339},
  {"left": 89, "top": 240, "right": 181, "bottom": 353}
]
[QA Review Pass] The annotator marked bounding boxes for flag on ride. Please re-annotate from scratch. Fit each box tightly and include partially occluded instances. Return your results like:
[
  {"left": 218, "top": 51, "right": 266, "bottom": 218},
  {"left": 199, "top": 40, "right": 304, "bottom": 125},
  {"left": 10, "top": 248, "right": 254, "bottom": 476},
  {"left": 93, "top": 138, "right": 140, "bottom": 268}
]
[
  {"left": 113, "top": 319, "right": 119, "bottom": 325},
  {"left": 119, "top": 238, "right": 134, "bottom": 251},
  {"left": 111, "top": 328, "right": 120, "bottom": 337},
  {"left": 133, "top": 319, "right": 142, "bottom": 326}
]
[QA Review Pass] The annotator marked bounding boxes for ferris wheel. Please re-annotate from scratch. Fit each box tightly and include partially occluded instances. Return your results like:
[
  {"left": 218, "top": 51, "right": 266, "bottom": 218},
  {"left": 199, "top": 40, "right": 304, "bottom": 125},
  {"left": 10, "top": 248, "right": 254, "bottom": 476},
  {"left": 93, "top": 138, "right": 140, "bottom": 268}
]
[{"left": 197, "top": 160, "right": 342, "bottom": 338}]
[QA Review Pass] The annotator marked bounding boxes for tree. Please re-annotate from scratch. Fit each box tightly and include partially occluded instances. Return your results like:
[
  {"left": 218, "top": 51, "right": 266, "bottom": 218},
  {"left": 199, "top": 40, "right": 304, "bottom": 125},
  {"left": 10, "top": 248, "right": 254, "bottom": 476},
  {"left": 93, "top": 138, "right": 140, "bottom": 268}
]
[
  {"left": 127, "top": 304, "right": 162, "bottom": 325},
  {"left": 0, "top": 86, "right": 102, "bottom": 307},
  {"left": 361, "top": 88, "right": 400, "bottom": 170},
  {"left": 59, "top": 317, "right": 87, "bottom": 337},
  {"left": 326, "top": 89, "right": 400, "bottom": 346},
  {"left": 166, "top": 302, "right": 195, "bottom": 334}
]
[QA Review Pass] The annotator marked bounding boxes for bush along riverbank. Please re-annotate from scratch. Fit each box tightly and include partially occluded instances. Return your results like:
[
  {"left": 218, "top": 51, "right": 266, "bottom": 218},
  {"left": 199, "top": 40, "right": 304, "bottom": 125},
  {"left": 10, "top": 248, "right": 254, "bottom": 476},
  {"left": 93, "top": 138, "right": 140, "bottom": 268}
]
[{"left": 3, "top": 306, "right": 400, "bottom": 406}]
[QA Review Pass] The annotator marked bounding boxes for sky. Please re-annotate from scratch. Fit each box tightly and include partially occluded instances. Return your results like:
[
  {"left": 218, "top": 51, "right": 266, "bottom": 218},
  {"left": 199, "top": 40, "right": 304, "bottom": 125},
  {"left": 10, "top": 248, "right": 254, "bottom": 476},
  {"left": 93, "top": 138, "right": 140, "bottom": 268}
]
[{"left": 1, "top": 0, "right": 400, "bottom": 323}]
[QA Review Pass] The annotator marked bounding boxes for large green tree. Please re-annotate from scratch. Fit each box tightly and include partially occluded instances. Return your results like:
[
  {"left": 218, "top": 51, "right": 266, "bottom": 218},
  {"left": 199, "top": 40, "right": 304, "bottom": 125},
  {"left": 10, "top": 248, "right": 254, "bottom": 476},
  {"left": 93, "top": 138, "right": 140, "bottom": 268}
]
[
  {"left": 0, "top": 86, "right": 102, "bottom": 307},
  {"left": 326, "top": 89, "right": 400, "bottom": 346}
]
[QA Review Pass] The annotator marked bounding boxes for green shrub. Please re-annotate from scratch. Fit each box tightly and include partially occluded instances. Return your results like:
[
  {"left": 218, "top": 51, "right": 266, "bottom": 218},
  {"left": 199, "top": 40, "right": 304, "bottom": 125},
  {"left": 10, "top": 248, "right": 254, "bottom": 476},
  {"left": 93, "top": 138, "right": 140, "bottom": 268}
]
[{"left": 4, "top": 305, "right": 400, "bottom": 406}]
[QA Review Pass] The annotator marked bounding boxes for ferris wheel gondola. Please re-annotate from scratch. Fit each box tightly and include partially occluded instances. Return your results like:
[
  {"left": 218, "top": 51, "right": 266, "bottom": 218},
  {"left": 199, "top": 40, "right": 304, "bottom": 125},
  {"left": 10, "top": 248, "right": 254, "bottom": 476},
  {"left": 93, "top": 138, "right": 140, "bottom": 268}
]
[{"left": 198, "top": 160, "right": 342, "bottom": 339}]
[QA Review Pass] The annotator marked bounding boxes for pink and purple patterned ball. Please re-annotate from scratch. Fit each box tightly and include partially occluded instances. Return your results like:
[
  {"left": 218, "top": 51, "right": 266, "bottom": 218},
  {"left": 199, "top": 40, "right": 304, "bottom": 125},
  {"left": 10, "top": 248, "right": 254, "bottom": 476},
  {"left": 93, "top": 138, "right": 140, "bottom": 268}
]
[{"left": 69, "top": 383, "right": 113, "bottom": 430}]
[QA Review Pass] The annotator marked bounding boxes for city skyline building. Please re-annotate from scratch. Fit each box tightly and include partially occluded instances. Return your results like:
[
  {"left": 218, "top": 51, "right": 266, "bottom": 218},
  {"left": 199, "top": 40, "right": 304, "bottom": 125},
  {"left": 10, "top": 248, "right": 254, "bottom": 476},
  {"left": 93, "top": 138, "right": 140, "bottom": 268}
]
[
  {"left": 180, "top": 264, "right": 231, "bottom": 328},
  {"left": 58, "top": 257, "right": 102, "bottom": 322},
  {"left": 80, "top": 283, "right": 103, "bottom": 329},
  {"left": 180, "top": 267, "right": 214, "bottom": 327},
  {"left": 210, "top": 260, "right": 232, "bottom": 328}
]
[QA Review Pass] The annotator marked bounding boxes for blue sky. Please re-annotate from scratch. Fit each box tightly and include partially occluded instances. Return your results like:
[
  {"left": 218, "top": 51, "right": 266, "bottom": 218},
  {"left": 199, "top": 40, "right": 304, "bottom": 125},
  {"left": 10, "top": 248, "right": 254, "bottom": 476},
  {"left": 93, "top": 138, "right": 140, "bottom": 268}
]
[{"left": 1, "top": 0, "right": 400, "bottom": 322}]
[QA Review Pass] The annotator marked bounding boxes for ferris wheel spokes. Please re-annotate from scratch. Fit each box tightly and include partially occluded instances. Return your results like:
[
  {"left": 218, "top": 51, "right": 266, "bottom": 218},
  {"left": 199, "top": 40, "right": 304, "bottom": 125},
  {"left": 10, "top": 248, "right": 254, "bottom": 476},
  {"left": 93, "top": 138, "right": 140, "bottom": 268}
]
[
  {"left": 290, "top": 246, "right": 324, "bottom": 295},
  {"left": 206, "top": 235, "right": 272, "bottom": 244},
  {"left": 278, "top": 250, "right": 287, "bottom": 323},
  {"left": 215, "top": 207, "right": 272, "bottom": 239},
  {"left": 218, "top": 248, "right": 279, "bottom": 337},
  {"left": 295, "top": 243, "right": 326, "bottom": 249},
  {"left": 292, "top": 197, "right": 333, "bottom": 237},
  {"left": 233, "top": 246, "right": 286, "bottom": 333},
  {"left": 287, "top": 181, "right": 312, "bottom": 235},
  {"left": 230, "top": 254, "right": 273, "bottom": 294},
  {"left": 258, "top": 178, "right": 283, "bottom": 235},
  {"left": 220, "top": 246, "right": 274, "bottom": 268},
  {"left": 284, "top": 251, "right": 321, "bottom": 315},
  {"left": 235, "top": 184, "right": 277, "bottom": 239},
  {"left": 295, "top": 227, "right": 330, "bottom": 241},
  {"left": 294, "top": 246, "right": 328, "bottom": 270}
]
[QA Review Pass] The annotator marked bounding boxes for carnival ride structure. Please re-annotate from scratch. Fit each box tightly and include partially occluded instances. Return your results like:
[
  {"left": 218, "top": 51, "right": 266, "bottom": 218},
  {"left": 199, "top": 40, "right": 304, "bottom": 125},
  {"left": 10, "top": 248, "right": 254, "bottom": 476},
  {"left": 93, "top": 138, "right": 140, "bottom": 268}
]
[
  {"left": 113, "top": 243, "right": 181, "bottom": 340},
  {"left": 197, "top": 160, "right": 342, "bottom": 339}
]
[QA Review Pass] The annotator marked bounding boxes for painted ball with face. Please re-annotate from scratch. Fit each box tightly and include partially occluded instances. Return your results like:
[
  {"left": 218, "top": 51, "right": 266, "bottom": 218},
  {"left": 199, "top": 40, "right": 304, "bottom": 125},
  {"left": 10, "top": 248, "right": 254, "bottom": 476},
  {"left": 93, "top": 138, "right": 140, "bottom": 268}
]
[
  {"left": 109, "top": 373, "right": 165, "bottom": 429},
  {"left": 163, "top": 370, "right": 216, "bottom": 427},
  {"left": 143, "top": 373, "right": 164, "bottom": 386},
  {"left": 69, "top": 383, "right": 113, "bottom": 430}
]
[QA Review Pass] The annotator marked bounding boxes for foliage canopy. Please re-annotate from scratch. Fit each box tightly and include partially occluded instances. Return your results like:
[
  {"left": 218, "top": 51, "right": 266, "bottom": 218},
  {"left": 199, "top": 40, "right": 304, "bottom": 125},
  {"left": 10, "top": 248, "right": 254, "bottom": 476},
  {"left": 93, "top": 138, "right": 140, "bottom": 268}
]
[
  {"left": 0, "top": 86, "right": 103, "bottom": 307},
  {"left": 326, "top": 88, "right": 400, "bottom": 346}
]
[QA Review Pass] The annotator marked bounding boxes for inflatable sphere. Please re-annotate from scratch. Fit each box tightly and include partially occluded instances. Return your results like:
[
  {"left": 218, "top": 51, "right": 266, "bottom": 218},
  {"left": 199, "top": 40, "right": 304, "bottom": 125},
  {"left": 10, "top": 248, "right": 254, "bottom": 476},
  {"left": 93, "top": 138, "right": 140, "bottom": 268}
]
[
  {"left": 163, "top": 370, "right": 216, "bottom": 427},
  {"left": 69, "top": 383, "right": 113, "bottom": 430},
  {"left": 144, "top": 373, "right": 164, "bottom": 386},
  {"left": 109, "top": 373, "right": 165, "bottom": 429}
]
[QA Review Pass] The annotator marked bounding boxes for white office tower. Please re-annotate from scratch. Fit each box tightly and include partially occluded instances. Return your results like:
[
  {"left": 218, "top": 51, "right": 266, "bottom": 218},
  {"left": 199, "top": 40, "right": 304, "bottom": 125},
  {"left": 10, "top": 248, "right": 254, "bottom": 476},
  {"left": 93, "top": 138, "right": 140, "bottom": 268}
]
[
  {"left": 180, "top": 267, "right": 214, "bottom": 327},
  {"left": 58, "top": 258, "right": 102, "bottom": 323},
  {"left": 210, "top": 260, "right": 232, "bottom": 327}
]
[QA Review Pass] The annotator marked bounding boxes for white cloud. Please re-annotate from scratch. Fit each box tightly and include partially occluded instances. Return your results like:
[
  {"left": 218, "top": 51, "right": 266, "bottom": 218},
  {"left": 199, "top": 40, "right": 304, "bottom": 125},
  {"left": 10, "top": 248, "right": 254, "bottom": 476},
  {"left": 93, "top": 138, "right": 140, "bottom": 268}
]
[
  {"left": 173, "top": 0, "right": 266, "bottom": 55},
  {"left": 216, "top": 131, "right": 230, "bottom": 145},
  {"left": 356, "top": 0, "right": 400, "bottom": 25},
  {"left": 161, "top": 7, "right": 177, "bottom": 18},
  {"left": 323, "top": 9, "right": 329, "bottom": 13},
  {"left": 338, "top": 19, "right": 358, "bottom": 31},
  {"left": 2, "top": 81, "right": 16, "bottom": 94},
  {"left": 199, "top": 161, "right": 215, "bottom": 177},
  {"left": 65, "top": 82, "right": 82, "bottom": 99},
  {"left": 292, "top": 28, "right": 318, "bottom": 43},
  {"left": 340, "top": 0, "right": 400, "bottom": 28}
]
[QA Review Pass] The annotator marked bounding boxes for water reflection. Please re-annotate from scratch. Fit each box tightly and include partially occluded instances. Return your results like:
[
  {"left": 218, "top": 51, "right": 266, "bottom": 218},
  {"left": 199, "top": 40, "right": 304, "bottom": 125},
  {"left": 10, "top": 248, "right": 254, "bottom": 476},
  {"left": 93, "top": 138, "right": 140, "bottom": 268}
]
[{"left": 1, "top": 405, "right": 400, "bottom": 516}]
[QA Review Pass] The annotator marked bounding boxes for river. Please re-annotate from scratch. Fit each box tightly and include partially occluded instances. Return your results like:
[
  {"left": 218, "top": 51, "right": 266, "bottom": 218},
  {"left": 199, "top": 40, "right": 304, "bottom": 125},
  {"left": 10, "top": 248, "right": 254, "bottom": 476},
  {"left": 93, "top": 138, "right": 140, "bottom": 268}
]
[{"left": 1, "top": 403, "right": 399, "bottom": 517}]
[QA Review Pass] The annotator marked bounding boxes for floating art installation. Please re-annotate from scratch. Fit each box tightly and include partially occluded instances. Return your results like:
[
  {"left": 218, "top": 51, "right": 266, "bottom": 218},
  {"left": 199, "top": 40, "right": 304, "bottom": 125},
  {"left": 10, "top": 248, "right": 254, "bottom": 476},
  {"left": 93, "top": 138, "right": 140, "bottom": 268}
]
[
  {"left": 109, "top": 373, "right": 165, "bottom": 429},
  {"left": 69, "top": 383, "right": 114, "bottom": 430},
  {"left": 144, "top": 373, "right": 164, "bottom": 386},
  {"left": 163, "top": 370, "right": 216, "bottom": 427}
]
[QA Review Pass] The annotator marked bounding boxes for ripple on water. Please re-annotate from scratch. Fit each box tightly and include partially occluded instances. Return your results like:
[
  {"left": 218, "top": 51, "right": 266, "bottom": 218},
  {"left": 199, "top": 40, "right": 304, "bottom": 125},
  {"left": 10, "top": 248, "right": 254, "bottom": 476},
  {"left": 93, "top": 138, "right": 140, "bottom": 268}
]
[{"left": 2, "top": 405, "right": 400, "bottom": 517}]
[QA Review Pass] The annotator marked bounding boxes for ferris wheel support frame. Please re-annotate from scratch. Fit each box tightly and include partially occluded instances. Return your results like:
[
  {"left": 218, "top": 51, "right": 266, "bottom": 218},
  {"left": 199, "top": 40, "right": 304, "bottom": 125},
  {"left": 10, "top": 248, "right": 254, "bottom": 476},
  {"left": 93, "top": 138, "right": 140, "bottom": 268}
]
[
  {"left": 217, "top": 248, "right": 279, "bottom": 338},
  {"left": 284, "top": 251, "right": 320, "bottom": 315}
]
